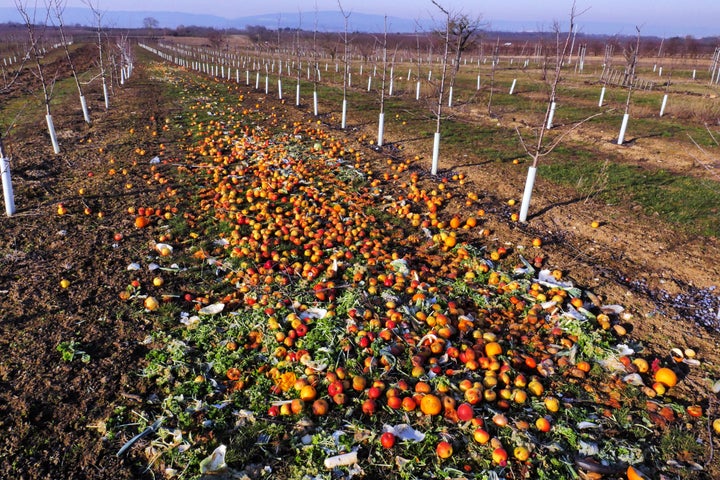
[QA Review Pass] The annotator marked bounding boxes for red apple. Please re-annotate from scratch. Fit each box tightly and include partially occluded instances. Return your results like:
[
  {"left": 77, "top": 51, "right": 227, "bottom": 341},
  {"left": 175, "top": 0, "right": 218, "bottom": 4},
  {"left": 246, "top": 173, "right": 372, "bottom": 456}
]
[
  {"left": 536, "top": 416, "right": 552, "bottom": 432},
  {"left": 311, "top": 399, "right": 329, "bottom": 416},
  {"left": 464, "top": 388, "right": 482, "bottom": 405},
  {"left": 456, "top": 402, "right": 474, "bottom": 421},
  {"left": 473, "top": 427, "right": 490, "bottom": 444},
  {"left": 380, "top": 432, "right": 396, "bottom": 449},
  {"left": 367, "top": 386, "right": 382, "bottom": 399},
  {"left": 387, "top": 396, "right": 402, "bottom": 410},
  {"left": 361, "top": 398, "right": 377, "bottom": 415},
  {"left": 492, "top": 447, "right": 508, "bottom": 466},
  {"left": 436, "top": 441, "right": 453, "bottom": 459},
  {"left": 328, "top": 380, "right": 344, "bottom": 397}
]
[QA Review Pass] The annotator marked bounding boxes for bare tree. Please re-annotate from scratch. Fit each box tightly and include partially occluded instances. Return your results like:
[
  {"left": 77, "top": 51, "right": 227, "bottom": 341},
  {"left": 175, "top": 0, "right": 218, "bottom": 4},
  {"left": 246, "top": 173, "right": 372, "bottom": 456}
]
[
  {"left": 0, "top": 35, "right": 30, "bottom": 216},
  {"left": 338, "top": 0, "right": 351, "bottom": 129},
  {"left": 115, "top": 32, "right": 133, "bottom": 85},
  {"left": 143, "top": 16, "right": 159, "bottom": 29},
  {"left": 84, "top": 0, "right": 110, "bottom": 110},
  {"left": 208, "top": 29, "right": 225, "bottom": 50},
  {"left": 51, "top": 0, "right": 91, "bottom": 123},
  {"left": 377, "top": 16, "right": 388, "bottom": 146},
  {"left": 598, "top": 40, "right": 614, "bottom": 107},
  {"left": 414, "top": 25, "right": 423, "bottom": 100},
  {"left": 295, "top": 11, "right": 302, "bottom": 107},
  {"left": 16, "top": 0, "right": 60, "bottom": 153},
  {"left": 617, "top": 27, "right": 641, "bottom": 145},
  {"left": 487, "top": 36, "right": 499, "bottom": 115},
  {"left": 143, "top": 16, "right": 159, "bottom": 38},
  {"left": 517, "top": 2, "right": 600, "bottom": 222},
  {"left": 430, "top": 0, "right": 451, "bottom": 175},
  {"left": 446, "top": 13, "right": 482, "bottom": 108},
  {"left": 312, "top": 1, "right": 320, "bottom": 116}
]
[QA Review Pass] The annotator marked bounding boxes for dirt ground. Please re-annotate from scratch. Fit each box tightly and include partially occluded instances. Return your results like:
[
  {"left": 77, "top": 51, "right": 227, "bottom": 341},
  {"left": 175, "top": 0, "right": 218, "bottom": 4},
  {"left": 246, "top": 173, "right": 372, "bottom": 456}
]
[{"left": 0, "top": 44, "right": 719, "bottom": 479}]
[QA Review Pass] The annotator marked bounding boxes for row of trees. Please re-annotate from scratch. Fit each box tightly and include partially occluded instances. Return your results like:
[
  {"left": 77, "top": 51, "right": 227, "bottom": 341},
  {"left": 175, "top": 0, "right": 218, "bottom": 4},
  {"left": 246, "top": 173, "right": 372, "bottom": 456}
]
[
  {"left": 170, "top": 21, "right": 717, "bottom": 62},
  {"left": 3, "top": 1, "right": 710, "bottom": 222},
  {"left": 1, "top": 0, "right": 135, "bottom": 216},
  {"left": 152, "top": 0, "right": 670, "bottom": 223}
]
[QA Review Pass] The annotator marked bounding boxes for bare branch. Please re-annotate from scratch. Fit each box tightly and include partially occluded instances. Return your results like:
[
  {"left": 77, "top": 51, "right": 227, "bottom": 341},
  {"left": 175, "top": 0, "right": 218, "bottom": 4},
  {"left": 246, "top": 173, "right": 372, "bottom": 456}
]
[
  {"left": 705, "top": 124, "right": 719, "bottom": 146},
  {"left": 687, "top": 133, "right": 720, "bottom": 181},
  {"left": 51, "top": 0, "right": 86, "bottom": 97},
  {"left": 541, "top": 110, "right": 609, "bottom": 156},
  {"left": 514, "top": 126, "right": 532, "bottom": 157},
  {"left": 431, "top": 0, "right": 449, "bottom": 16},
  {"left": 15, "top": 0, "right": 55, "bottom": 115}
]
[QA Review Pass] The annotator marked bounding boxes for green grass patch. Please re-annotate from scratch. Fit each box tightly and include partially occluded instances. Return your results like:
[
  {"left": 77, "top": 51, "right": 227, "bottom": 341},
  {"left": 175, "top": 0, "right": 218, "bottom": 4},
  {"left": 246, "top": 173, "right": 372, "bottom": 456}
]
[{"left": 539, "top": 158, "right": 720, "bottom": 236}]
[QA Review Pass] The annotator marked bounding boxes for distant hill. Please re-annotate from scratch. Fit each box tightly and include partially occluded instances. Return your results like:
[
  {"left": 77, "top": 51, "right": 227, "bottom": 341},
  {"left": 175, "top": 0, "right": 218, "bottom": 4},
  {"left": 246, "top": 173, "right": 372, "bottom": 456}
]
[{"left": 0, "top": 7, "right": 429, "bottom": 33}]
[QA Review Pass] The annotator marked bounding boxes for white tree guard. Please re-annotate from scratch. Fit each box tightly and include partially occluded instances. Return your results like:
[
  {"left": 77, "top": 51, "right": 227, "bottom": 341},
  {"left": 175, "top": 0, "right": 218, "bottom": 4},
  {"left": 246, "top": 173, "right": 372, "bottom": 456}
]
[
  {"left": 617, "top": 113, "right": 630, "bottom": 145},
  {"left": 80, "top": 95, "right": 91, "bottom": 124},
  {"left": 341, "top": 99, "right": 347, "bottom": 129},
  {"left": 377, "top": 112, "right": 385, "bottom": 147},
  {"left": 660, "top": 94, "right": 668, "bottom": 117},
  {"left": 102, "top": 81, "right": 109, "bottom": 110},
  {"left": 46, "top": 114, "right": 60, "bottom": 154},
  {"left": 519, "top": 166, "right": 537, "bottom": 223},
  {"left": 546, "top": 101, "right": 556, "bottom": 129},
  {"left": 431, "top": 132, "right": 441, "bottom": 175},
  {"left": 1, "top": 155, "right": 15, "bottom": 216}
]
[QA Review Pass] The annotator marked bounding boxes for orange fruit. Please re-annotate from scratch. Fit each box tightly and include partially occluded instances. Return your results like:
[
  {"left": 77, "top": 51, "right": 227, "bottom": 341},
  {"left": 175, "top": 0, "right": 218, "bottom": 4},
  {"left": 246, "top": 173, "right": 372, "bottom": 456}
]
[
  {"left": 485, "top": 342, "right": 502, "bottom": 357},
  {"left": 535, "top": 417, "right": 551, "bottom": 432},
  {"left": 299, "top": 385, "right": 317, "bottom": 402},
  {"left": 544, "top": 396, "right": 560, "bottom": 412},
  {"left": 492, "top": 447, "right": 508, "bottom": 465},
  {"left": 311, "top": 399, "right": 329, "bottom": 415},
  {"left": 420, "top": 394, "right": 443, "bottom": 416},
  {"left": 687, "top": 405, "right": 703, "bottom": 417},
  {"left": 290, "top": 399, "right": 304, "bottom": 414},
  {"left": 514, "top": 446, "right": 530, "bottom": 461},
  {"left": 144, "top": 296, "right": 159, "bottom": 311},
  {"left": 473, "top": 427, "right": 490, "bottom": 444},
  {"left": 576, "top": 360, "right": 591, "bottom": 373},
  {"left": 401, "top": 396, "right": 417, "bottom": 411},
  {"left": 135, "top": 216, "right": 150, "bottom": 228},
  {"left": 654, "top": 367, "right": 678, "bottom": 387},
  {"left": 449, "top": 217, "right": 461, "bottom": 229},
  {"left": 627, "top": 465, "right": 649, "bottom": 480},
  {"left": 436, "top": 441, "right": 453, "bottom": 459},
  {"left": 632, "top": 358, "right": 649, "bottom": 373},
  {"left": 414, "top": 381, "right": 432, "bottom": 394}
]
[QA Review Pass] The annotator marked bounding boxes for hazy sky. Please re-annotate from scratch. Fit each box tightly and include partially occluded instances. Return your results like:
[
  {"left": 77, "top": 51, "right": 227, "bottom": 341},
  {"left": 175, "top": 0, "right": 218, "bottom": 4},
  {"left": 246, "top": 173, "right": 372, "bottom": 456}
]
[{"left": 1, "top": 0, "right": 718, "bottom": 37}]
